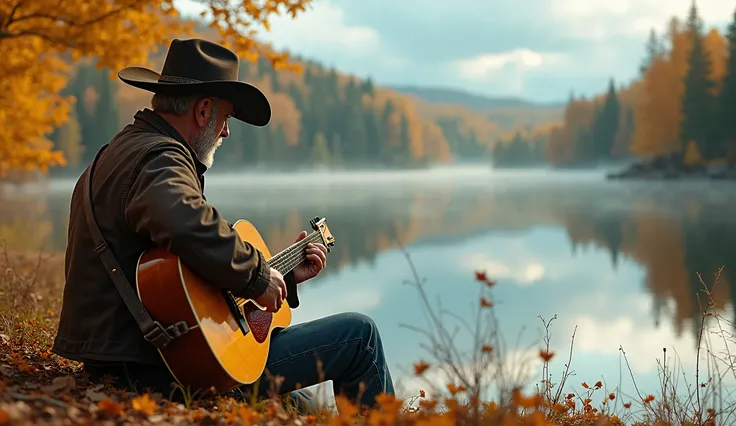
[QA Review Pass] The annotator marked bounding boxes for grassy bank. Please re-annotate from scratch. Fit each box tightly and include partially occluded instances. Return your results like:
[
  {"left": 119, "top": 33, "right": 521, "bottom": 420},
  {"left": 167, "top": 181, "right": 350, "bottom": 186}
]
[{"left": 0, "top": 244, "right": 733, "bottom": 425}]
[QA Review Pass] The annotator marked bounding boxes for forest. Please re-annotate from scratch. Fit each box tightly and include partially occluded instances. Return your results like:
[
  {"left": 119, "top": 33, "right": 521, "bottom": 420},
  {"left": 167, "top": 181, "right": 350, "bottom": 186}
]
[
  {"left": 492, "top": 3, "right": 736, "bottom": 169},
  {"left": 45, "top": 23, "right": 504, "bottom": 176},
  {"left": 22, "top": 3, "right": 736, "bottom": 175}
]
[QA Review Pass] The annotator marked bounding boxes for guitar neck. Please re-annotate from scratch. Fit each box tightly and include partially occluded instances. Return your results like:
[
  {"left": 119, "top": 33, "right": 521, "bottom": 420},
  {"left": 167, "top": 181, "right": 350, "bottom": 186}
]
[{"left": 268, "top": 231, "right": 324, "bottom": 276}]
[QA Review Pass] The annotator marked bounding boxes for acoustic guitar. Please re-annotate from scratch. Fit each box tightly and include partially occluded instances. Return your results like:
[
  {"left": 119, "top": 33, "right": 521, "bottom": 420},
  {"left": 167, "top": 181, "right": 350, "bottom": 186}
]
[{"left": 135, "top": 216, "right": 336, "bottom": 394}]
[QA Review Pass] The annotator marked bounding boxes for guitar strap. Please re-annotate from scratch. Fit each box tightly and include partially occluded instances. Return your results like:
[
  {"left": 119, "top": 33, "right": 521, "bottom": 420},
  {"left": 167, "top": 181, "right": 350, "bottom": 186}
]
[{"left": 82, "top": 144, "right": 189, "bottom": 350}]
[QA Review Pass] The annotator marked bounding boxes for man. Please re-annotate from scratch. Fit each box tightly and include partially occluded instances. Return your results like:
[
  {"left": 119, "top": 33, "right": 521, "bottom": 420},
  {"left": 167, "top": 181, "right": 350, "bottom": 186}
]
[{"left": 51, "top": 38, "right": 394, "bottom": 412}]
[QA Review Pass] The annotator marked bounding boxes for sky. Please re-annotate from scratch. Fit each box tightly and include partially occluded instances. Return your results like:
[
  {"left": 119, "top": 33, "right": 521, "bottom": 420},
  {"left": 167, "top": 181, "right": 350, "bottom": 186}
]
[{"left": 174, "top": 0, "right": 734, "bottom": 104}]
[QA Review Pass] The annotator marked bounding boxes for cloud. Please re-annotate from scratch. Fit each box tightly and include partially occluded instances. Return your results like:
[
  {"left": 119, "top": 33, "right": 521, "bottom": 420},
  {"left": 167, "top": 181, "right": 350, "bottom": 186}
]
[
  {"left": 173, "top": 0, "right": 381, "bottom": 58},
  {"left": 456, "top": 49, "right": 566, "bottom": 80},
  {"left": 171, "top": 0, "right": 733, "bottom": 102},
  {"left": 252, "top": 1, "right": 381, "bottom": 56},
  {"left": 570, "top": 298, "right": 736, "bottom": 378},
  {"left": 461, "top": 252, "right": 546, "bottom": 285},
  {"left": 550, "top": 0, "right": 732, "bottom": 40}
]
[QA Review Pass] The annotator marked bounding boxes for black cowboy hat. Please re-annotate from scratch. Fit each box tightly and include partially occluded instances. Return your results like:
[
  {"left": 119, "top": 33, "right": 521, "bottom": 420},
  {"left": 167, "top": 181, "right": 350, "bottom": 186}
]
[{"left": 118, "top": 38, "right": 271, "bottom": 127}]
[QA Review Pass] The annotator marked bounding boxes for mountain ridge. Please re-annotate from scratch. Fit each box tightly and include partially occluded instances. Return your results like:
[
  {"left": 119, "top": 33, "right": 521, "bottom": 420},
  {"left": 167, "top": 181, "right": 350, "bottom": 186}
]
[{"left": 390, "top": 85, "right": 566, "bottom": 111}]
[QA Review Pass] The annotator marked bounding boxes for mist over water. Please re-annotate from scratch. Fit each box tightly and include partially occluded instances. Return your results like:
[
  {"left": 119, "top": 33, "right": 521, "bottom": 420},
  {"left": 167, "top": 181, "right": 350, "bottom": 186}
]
[{"left": 5, "top": 167, "right": 736, "bottom": 401}]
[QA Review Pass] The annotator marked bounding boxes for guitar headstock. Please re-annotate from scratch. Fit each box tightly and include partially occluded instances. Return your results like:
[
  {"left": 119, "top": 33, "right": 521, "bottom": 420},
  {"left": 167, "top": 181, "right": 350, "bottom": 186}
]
[{"left": 310, "top": 216, "right": 336, "bottom": 252}]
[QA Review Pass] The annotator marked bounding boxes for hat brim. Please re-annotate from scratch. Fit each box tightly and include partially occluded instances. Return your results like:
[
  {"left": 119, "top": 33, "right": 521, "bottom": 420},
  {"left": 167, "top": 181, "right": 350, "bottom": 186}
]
[{"left": 118, "top": 66, "right": 271, "bottom": 127}]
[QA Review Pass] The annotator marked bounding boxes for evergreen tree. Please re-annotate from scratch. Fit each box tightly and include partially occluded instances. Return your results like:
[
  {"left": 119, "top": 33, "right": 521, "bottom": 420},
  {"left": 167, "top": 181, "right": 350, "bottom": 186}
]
[
  {"left": 717, "top": 7, "right": 736, "bottom": 160},
  {"left": 680, "top": 1, "right": 718, "bottom": 159},
  {"left": 640, "top": 29, "right": 665, "bottom": 76},
  {"left": 311, "top": 131, "right": 330, "bottom": 164},
  {"left": 591, "top": 78, "right": 620, "bottom": 161}
]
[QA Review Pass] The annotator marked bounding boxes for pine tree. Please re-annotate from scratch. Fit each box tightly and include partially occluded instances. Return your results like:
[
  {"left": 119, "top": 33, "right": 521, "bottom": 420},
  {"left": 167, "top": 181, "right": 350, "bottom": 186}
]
[
  {"left": 640, "top": 29, "right": 665, "bottom": 76},
  {"left": 717, "top": 7, "right": 736, "bottom": 160},
  {"left": 680, "top": 1, "right": 718, "bottom": 159},
  {"left": 311, "top": 131, "right": 330, "bottom": 165},
  {"left": 591, "top": 78, "right": 620, "bottom": 161}
]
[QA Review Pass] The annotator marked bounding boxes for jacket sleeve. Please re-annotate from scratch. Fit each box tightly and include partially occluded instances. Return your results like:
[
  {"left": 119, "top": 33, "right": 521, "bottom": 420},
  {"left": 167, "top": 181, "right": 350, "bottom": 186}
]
[{"left": 122, "top": 143, "right": 270, "bottom": 300}]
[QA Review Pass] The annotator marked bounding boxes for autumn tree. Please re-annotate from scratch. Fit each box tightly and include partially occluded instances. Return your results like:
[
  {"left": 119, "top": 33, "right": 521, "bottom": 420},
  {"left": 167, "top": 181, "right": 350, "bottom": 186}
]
[
  {"left": 630, "top": 18, "right": 691, "bottom": 157},
  {"left": 640, "top": 29, "right": 666, "bottom": 76},
  {"left": 0, "top": 0, "right": 311, "bottom": 177}
]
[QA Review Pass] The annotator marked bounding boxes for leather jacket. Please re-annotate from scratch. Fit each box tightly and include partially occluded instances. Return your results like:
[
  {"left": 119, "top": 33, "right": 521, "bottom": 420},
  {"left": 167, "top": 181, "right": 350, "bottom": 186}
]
[{"left": 52, "top": 108, "right": 298, "bottom": 365}]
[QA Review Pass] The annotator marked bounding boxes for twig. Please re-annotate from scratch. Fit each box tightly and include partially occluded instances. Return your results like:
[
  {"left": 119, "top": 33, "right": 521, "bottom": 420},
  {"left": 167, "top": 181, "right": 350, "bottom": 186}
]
[{"left": 10, "top": 392, "right": 69, "bottom": 408}]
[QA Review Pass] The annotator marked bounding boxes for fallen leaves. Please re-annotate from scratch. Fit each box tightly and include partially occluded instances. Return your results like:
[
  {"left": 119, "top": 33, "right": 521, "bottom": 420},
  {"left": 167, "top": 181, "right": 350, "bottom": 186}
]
[
  {"left": 132, "top": 394, "right": 157, "bottom": 416},
  {"left": 97, "top": 397, "right": 124, "bottom": 416},
  {"left": 84, "top": 384, "right": 107, "bottom": 402},
  {"left": 40, "top": 375, "right": 75, "bottom": 393}
]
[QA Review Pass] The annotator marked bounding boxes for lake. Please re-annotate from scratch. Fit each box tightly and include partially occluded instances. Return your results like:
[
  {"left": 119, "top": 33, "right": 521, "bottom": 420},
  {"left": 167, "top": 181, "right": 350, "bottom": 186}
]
[{"left": 3, "top": 166, "right": 736, "bottom": 405}]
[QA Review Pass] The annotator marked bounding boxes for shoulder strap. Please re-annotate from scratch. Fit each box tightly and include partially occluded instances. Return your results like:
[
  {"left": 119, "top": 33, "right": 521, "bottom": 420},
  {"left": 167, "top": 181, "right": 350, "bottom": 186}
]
[{"left": 82, "top": 144, "right": 189, "bottom": 350}]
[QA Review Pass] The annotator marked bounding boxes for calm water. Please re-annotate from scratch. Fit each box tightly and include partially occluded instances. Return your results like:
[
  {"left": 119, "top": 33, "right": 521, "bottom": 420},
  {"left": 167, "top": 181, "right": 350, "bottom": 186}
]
[{"left": 3, "top": 166, "right": 736, "bottom": 403}]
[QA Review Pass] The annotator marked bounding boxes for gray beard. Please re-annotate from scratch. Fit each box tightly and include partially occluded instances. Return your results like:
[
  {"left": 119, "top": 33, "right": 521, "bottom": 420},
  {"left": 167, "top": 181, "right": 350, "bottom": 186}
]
[{"left": 190, "top": 109, "right": 222, "bottom": 168}]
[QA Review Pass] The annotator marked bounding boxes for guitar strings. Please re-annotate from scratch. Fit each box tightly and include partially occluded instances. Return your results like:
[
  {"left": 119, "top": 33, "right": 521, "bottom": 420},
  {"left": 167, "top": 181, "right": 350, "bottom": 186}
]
[{"left": 234, "top": 231, "right": 324, "bottom": 308}]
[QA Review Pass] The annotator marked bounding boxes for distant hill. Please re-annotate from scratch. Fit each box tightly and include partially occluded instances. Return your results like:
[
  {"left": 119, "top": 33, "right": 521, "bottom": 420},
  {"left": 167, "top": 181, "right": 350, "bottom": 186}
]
[
  {"left": 393, "top": 85, "right": 565, "bottom": 130},
  {"left": 391, "top": 85, "right": 564, "bottom": 110}
]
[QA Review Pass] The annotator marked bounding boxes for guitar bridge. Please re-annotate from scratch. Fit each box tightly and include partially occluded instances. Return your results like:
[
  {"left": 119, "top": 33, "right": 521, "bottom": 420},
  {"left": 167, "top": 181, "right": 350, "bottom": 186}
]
[{"left": 222, "top": 289, "right": 249, "bottom": 336}]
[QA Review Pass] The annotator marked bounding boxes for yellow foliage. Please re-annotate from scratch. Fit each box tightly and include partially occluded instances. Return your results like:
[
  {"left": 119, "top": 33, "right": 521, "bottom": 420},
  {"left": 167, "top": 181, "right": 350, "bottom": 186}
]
[
  {"left": 630, "top": 18, "right": 691, "bottom": 156},
  {"left": 683, "top": 140, "right": 702, "bottom": 165},
  {"left": 705, "top": 28, "right": 728, "bottom": 95},
  {"left": 0, "top": 0, "right": 312, "bottom": 177}
]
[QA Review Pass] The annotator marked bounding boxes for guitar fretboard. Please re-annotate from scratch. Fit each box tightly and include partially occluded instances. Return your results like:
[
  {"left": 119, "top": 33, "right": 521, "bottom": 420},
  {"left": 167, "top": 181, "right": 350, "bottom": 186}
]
[{"left": 267, "top": 232, "right": 324, "bottom": 276}]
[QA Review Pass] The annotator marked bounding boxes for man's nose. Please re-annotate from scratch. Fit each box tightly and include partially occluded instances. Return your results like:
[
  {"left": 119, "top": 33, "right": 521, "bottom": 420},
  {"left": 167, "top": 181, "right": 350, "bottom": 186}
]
[{"left": 221, "top": 121, "right": 230, "bottom": 138}]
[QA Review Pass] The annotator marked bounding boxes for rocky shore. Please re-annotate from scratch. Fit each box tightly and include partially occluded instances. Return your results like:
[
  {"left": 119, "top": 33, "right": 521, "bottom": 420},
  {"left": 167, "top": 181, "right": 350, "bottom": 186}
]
[{"left": 606, "top": 155, "right": 736, "bottom": 181}]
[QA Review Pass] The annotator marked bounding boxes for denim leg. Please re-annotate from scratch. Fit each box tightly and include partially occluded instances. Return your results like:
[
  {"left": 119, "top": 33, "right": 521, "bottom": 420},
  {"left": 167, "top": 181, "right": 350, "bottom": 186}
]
[{"left": 244, "top": 312, "right": 394, "bottom": 410}]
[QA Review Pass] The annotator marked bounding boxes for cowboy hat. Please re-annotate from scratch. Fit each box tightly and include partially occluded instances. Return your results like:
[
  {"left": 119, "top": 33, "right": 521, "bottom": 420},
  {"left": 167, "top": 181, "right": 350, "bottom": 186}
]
[{"left": 118, "top": 38, "right": 271, "bottom": 127}]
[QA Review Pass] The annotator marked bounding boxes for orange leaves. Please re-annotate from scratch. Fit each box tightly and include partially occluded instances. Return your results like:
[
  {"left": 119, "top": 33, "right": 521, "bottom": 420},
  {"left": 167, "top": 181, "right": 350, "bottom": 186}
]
[
  {"left": 511, "top": 388, "right": 542, "bottom": 409},
  {"left": 0, "top": 0, "right": 311, "bottom": 177},
  {"left": 480, "top": 297, "right": 493, "bottom": 308},
  {"left": 474, "top": 270, "right": 496, "bottom": 287},
  {"left": 539, "top": 350, "right": 554, "bottom": 362},
  {"left": 414, "top": 360, "right": 430, "bottom": 375},
  {"left": 131, "top": 394, "right": 157, "bottom": 415},
  {"left": 98, "top": 397, "right": 124, "bottom": 416},
  {"left": 446, "top": 384, "right": 466, "bottom": 396},
  {"left": 631, "top": 18, "right": 691, "bottom": 157},
  {"left": 330, "top": 395, "right": 359, "bottom": 426}
]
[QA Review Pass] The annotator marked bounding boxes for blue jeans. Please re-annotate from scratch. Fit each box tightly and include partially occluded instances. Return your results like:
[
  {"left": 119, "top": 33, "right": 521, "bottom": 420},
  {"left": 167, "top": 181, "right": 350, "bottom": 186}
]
[
  {"left": 84, "top": 312, "right": 394, "bottom": 413},
  {"left": 243, "top": 312, "right": 394, "bottom": 410}
]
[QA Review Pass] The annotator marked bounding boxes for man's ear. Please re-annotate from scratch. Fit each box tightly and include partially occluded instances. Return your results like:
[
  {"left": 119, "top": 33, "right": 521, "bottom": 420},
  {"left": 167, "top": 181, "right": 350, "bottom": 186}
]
[{"left": 193, "top": 97, "right": 212, "bottom": 128}]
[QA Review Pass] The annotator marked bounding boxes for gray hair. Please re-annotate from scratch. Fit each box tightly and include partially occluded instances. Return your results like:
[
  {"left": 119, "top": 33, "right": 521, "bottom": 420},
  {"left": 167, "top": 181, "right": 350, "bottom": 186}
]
[{"left": 151, "top": 93, "right": 216, "bottom": 115}]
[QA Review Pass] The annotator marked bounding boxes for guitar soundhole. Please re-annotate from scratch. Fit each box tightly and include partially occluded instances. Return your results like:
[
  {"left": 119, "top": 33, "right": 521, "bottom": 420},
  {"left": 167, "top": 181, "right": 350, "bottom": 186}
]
[{"left": 242, "top": 303, "right": 272, "bottom": 343}]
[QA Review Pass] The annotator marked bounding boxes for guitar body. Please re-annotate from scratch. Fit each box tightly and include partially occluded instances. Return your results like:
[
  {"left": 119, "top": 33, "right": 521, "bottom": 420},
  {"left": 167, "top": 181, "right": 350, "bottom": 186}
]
[{"left": 135, "top": 219, "right": 292, "bottom": 394}]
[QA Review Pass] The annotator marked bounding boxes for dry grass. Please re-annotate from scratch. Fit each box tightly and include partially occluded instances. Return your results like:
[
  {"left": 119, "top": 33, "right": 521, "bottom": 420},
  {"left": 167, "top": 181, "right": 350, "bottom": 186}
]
[{"left": 0, "top": 239, "right": 734, "bottom": 425}]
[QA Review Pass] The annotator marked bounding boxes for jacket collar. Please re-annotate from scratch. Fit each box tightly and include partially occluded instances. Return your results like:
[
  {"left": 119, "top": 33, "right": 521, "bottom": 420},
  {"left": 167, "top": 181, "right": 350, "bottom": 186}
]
[{"left": 132, "top": 108, "right": 209, "bottom": 178}]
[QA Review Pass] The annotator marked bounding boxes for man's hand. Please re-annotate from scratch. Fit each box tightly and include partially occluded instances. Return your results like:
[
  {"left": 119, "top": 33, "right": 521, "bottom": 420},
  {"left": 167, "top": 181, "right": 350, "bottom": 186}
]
[
  {"left": 253, "top": 268, "right": 287, "bottom": 312},
  {"left": 293, "top": 231, "right": 328, "bottom": 284}
]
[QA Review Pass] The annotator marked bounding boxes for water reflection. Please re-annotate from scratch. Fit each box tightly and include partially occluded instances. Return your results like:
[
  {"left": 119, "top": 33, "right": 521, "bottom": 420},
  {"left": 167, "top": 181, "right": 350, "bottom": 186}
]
[{"left": 2, "top": 169, "right": 735, "bottom": 399}]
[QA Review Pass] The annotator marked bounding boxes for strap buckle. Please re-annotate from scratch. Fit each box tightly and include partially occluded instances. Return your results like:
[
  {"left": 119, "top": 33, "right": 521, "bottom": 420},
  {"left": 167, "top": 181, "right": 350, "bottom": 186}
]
[{"left": 143, "top": 320, "right": 190, "bottom": 349}]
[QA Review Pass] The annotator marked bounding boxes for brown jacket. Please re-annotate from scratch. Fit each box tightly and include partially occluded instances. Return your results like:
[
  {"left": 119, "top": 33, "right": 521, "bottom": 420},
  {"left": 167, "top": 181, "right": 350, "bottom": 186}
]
[{"left": 52, "top": 108, "right": 299, "bottom": 365}]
